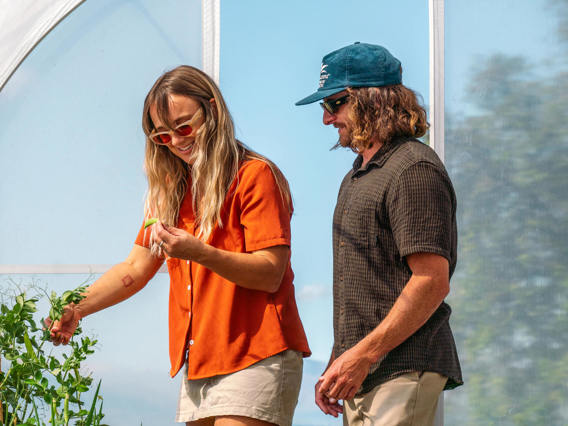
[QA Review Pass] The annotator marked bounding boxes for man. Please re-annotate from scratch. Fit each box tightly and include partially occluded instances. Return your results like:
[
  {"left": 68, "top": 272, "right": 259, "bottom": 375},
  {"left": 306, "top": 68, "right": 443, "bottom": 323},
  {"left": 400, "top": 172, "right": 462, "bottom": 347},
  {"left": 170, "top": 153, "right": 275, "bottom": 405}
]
[{"left": 295, "top": 42, "right": 463, "bottom": 425}]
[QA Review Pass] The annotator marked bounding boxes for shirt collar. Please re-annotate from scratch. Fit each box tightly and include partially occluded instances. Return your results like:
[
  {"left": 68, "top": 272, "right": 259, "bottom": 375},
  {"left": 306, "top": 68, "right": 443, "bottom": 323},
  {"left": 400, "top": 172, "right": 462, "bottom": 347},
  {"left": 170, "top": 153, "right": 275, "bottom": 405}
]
[{"left": 352, "top": 137, "right": 410, "bottom": 175}]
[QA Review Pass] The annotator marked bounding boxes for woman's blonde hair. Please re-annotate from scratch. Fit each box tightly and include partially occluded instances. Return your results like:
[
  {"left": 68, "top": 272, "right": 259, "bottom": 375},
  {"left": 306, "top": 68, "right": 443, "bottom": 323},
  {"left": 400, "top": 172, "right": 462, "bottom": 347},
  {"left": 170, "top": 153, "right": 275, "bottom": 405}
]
[
  {"left": 141, "top": 65, "right": 291, "bottom": 247},
  {"left": 340, "top": 85, "right": 429, "bottom": 152}
]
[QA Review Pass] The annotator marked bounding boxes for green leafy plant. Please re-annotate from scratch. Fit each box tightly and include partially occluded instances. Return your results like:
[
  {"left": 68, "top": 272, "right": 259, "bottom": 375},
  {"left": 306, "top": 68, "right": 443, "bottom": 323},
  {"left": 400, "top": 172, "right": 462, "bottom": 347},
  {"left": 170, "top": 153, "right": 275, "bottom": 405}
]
[{"left": 0, "top": 280, "right": 107, "bottom": 425}]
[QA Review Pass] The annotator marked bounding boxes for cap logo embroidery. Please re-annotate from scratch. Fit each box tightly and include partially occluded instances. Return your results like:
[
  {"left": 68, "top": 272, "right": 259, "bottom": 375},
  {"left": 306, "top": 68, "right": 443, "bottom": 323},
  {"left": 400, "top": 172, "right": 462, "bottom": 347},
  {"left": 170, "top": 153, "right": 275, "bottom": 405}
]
[{"left": 319, "top": 63, "right": 329, "bottom": 88}]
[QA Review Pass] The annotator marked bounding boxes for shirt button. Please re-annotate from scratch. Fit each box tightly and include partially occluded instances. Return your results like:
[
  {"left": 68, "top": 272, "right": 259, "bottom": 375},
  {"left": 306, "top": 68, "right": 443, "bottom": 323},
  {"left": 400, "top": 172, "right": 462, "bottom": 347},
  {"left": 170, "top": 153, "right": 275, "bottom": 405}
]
[
  {"left": 189, "top": 339, "right": 194, "bottom": 345},
  {"left": 187, "top": 284, "right": 191, "bottom": 291},
  {"left": 340, "top": 241, "right": 345, "bottom": 246},
  {"left": 340, "top": 275, "right": 344, "bottom": 281},
  {"left": 186, "top": 260, "right": 190, "bottom": 265}
]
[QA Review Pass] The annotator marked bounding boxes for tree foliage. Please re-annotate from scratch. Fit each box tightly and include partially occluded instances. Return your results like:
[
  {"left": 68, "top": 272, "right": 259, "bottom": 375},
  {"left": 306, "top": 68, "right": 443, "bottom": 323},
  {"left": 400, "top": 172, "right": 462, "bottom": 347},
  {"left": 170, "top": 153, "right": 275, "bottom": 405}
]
[{"left": 444, "top": 2, "right": 568, "bottom": 424}]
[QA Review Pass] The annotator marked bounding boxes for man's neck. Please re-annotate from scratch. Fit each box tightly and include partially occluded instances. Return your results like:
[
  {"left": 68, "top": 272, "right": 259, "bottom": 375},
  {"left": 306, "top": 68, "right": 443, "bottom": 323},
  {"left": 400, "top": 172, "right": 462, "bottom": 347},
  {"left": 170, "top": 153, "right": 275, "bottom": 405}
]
[{"left": 360, "top": 142, "right": 382, "bottom": 167}]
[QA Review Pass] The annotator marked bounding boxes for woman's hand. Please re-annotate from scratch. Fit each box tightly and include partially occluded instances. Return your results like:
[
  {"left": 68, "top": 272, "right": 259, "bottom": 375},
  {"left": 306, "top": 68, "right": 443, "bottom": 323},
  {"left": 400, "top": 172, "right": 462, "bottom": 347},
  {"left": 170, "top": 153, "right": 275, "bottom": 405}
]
[
  {"left": 155, "top": 222, "right": 206, "bottom": 261},
  {"left": 45, "top": 304, "right": 82, "bottom": 346},
  {"left": 154, "top": 221, "right": 289, "bottom": 292}
]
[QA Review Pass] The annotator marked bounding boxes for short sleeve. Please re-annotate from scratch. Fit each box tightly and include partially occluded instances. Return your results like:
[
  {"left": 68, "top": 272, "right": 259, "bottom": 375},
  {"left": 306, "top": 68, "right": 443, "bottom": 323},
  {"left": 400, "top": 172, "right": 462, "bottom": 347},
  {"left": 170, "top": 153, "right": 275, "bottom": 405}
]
[
  {"left": 388, "top": 161, "right": 456, "bottom": 261},
  {"left": 237, "top": 161, "right": 292, "bottom": 252}
]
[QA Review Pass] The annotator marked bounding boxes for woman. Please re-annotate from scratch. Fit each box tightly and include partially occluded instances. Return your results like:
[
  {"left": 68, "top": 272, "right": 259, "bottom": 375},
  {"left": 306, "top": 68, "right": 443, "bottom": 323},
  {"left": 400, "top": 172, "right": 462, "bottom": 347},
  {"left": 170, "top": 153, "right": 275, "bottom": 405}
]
[{"left": 49, "top": 65, "right": 311, "bottom": 426}]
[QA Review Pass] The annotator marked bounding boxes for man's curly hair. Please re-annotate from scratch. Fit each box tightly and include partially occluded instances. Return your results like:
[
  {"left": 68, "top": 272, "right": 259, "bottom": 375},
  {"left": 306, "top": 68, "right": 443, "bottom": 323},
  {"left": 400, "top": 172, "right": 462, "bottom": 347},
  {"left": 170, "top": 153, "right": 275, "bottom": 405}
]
[{"left": 337, "top": 85, "right": 429, "bottom": 152}]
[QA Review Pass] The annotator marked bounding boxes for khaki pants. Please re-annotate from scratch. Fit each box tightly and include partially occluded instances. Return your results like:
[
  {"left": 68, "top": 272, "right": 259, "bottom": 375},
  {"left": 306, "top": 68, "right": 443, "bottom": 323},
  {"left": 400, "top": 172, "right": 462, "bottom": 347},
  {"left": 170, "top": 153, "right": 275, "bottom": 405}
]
[{"left": 343, "top": 371, "right": 447, "bottom": 426}]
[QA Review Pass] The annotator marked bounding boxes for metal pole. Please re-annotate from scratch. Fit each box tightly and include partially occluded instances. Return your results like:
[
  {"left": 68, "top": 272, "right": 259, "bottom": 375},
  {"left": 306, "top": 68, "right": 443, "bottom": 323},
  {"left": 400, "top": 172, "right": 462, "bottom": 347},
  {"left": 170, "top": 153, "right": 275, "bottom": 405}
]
[
  {"left": 0, "top": 264, "right": 167, "bottom": 274},
  {"left": 429, "top": 0, "right": 445, "bottom": 163},
  {"left": 202, "top": 0, "right": 220, "bottom": 84},
  {"left": 429, "top": 0, "right": 446, "bottom": 424}
]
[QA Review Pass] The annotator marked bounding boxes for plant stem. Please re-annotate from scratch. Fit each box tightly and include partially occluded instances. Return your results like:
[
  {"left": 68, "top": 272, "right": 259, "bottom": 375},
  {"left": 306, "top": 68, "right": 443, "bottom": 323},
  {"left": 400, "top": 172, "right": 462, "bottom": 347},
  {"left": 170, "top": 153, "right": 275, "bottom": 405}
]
[
  {"left": 8, "top": 384, "right": 25, "bottom": 425},
  {"left": 21, "top": 392, "right": 29, "bottom": 423},
  {"left": 51, "top": 399, "right": 57, "bottom": 425},
  {"left": 31, "top": 398, "right": 41, "bottom": 425},
  {"left": 64, "top": 392, "right": 70, "bottom": 425}
]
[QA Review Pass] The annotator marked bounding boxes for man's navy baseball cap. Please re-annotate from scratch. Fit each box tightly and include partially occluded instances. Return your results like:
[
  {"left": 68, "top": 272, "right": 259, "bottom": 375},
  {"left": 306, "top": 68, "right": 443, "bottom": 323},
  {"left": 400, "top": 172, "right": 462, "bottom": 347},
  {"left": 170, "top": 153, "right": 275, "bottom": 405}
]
[{"left": 295, "top": 42, "right": 402, "bottom": 105}]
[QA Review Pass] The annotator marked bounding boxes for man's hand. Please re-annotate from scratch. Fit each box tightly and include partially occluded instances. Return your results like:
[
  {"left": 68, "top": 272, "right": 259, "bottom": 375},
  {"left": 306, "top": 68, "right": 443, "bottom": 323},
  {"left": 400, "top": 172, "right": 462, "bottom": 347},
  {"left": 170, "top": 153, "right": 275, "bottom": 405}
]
[
  {"left": 45, "top": 304, "right": 82, "bottom": 346},
  {"left": 318, "top": 345, "right": 372, "bottom": 402},
  {"left": 315, "top": 378, "right": 344, "bottom": 417}
]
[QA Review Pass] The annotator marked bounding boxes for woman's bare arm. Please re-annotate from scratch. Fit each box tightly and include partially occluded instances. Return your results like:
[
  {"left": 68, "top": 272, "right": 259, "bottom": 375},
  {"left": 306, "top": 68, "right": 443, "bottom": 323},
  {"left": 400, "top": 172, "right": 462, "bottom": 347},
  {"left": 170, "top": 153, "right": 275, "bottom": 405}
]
[{"left": 49, "top": 244, "right": 163, "bottom": 345}]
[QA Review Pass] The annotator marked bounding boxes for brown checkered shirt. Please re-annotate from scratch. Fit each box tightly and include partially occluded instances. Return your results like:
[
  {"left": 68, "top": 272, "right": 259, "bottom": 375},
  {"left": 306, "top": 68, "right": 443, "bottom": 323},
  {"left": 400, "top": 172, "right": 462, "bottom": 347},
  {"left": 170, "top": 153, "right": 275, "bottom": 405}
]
[{"left": 332, "top": 138, "right": 463, "bottom": 393}]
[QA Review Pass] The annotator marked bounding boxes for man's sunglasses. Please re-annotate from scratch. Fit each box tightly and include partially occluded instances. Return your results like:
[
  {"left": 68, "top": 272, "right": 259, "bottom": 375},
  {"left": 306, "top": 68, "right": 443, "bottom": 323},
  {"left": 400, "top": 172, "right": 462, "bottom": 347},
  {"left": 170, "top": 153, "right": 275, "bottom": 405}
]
[
  {"left": 148, "top": 109, "right": 203, "bottom": 145},
  {"left": 320, "top": 95, "right": 349, "bottom": 114}
]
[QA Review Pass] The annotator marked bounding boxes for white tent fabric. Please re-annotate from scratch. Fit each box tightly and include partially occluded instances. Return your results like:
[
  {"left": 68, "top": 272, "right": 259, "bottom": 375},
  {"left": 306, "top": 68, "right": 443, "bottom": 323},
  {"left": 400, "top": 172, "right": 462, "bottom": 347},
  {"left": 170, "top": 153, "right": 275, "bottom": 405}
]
[
  {"left": 0, "top": 0, "right": 220, "bottom": 92},
  {"left": 0, "top": 0, "right": 219, "bottom": 274},
  {"left": 0, "top": 0, "right": 85, "bottom": 91}
]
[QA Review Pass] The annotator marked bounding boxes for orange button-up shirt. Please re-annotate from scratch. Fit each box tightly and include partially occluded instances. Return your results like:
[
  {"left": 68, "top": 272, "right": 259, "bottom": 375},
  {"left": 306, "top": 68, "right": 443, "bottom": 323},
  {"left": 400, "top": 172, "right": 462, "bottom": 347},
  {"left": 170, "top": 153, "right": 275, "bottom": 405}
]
[{"left": 135, "top": 159, "right": 311, "bottom": 379}]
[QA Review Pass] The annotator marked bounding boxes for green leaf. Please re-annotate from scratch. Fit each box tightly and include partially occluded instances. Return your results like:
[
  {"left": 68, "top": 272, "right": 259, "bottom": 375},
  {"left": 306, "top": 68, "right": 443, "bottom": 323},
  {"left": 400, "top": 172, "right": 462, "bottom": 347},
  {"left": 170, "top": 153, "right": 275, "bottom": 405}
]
[
  {"left": 76, "top": 383, "right": 89, "bottom": 393},
  {"left": 85, "top": 380, "right": 102, "bottom": 425},
  {"left": 24, "top": 331, "right": 38, "bottom": 362},
  {"left": 4, "top": 351, "right": 18, "bottom": 360},
  {"left": 24, "top": 300, "right": 37, "bottom": 312},
  {"left": 62, "top": 290, "right": 73, "bottom": 303},
  {"left": 28, "top": 318, "right": 39, "bottom": 332},
  {"left": 144, "top": 217, "right": 158, "bottom": 228}
]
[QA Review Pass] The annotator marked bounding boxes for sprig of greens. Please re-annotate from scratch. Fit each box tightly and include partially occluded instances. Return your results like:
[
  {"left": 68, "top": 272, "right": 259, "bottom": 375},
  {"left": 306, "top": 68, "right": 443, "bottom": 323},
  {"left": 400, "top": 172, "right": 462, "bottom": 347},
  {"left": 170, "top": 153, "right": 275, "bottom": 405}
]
[
  {"left": 0, "top": 282, "right": 107, "bottom": 425},
  {"left": 144, "top": 218, "right": 158, "bottom": 229}
]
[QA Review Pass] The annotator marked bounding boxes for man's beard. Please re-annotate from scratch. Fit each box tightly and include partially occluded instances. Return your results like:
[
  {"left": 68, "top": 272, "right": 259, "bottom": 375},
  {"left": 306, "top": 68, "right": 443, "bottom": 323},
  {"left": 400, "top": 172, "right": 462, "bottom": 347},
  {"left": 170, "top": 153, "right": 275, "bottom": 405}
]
[{"left": 337, "top": 125, "right": 353, "bottom": 148}]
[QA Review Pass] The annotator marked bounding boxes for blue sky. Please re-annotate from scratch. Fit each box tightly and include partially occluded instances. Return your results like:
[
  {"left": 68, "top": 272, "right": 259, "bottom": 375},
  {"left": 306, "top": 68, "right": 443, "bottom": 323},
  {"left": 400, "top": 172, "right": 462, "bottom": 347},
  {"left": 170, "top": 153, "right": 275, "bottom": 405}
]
[{"left": 0, "top": 0, "right": 553, "bottom": 424}]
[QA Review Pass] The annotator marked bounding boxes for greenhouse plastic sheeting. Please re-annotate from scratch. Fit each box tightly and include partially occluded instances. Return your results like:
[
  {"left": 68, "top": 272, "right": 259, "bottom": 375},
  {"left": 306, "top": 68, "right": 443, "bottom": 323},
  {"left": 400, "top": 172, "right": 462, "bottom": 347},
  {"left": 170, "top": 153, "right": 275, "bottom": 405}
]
[{"left": 0, "top": 0, "right": 85, "bottom": 91}]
